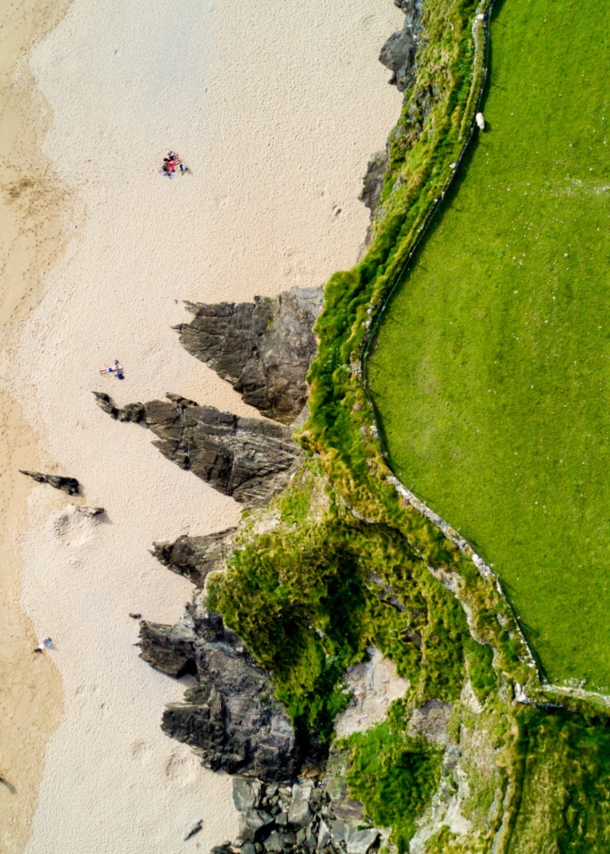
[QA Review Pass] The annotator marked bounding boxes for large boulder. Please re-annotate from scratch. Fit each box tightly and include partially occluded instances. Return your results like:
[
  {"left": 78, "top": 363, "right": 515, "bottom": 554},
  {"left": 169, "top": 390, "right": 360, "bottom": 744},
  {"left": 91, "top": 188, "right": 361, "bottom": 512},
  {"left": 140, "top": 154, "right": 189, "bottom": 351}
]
[
  {"left": 174, "top": 287, "right": 323, "bottom": 424},
  {"left": 138, "top": 619, "right": 196, "bottom": 677}
]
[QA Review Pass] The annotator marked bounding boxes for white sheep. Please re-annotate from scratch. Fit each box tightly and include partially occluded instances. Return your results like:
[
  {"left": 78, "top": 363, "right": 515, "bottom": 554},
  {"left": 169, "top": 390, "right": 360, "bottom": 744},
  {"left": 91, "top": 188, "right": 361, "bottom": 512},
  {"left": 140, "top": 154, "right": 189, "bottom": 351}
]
[{"left": 476, "top": 112, "right": 486, "bottom": 130}]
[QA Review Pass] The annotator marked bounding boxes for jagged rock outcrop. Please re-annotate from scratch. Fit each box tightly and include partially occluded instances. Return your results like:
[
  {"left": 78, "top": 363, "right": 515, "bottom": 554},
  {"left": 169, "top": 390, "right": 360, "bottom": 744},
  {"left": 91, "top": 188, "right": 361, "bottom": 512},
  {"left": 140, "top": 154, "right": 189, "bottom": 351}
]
[
  {"left": 379, "top": 0, "right": 424, "bottom": 91},
  {"left": 94, "top": 393, "right": 302, "bottom": 507},
  {"left": 92, "top": 391, "right": 145, "bottom": 422},
  {"left": 210, "top": 778, "right": 379, "bottom": 854},
  {"left": 138, "top": 618, "right": 197, "bottom": 677},
  {"left": 151, "top": 527, "right": 237, "bottom": 586},
  {"left": 19, "top": 470, "right": 80, "bottom": 495},
  {"left": 334, "top": 648, "right": 410, "bottom": 739},
  {"left": 157, "top": 608, "right": 300, "bottom": 782},
  {"left": 174, "top": 287, "right": 323, "bottom": 424},
  {"left": 359, "top": 151, "right": 388, "bottom": 219}
]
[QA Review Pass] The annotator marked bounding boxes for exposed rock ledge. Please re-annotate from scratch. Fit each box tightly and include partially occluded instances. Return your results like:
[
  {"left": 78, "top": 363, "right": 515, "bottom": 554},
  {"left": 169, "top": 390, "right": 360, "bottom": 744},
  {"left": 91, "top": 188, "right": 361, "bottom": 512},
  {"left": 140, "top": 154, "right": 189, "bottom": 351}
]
[
  {"left": 94, "top": 393, "right": 302, "bottom": 507},
  {"left": 151, "top": 527, "right": 237, "bottom": 587},
  {"left": 379, "top": 0, "right": 424, "bottom": 92},
  {"left": 334, "top": 647, "right": 410, "bottom": 739},
  {"left": 175, "top": 287, "right": 323, "bottom": 424},
  {"left": 19, "top": 470, "right": 80, "bottom": 495},
  {"left": 139, "top": 607, "right": 300, "bottom": 783},
  {"left": 210, "top": 777, "right": 380, "bottom": 854}
]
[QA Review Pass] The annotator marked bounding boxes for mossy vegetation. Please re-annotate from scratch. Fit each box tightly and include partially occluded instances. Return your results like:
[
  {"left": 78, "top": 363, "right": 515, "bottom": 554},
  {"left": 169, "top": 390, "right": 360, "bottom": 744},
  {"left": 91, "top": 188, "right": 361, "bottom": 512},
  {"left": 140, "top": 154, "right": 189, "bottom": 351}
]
[
  {"left": 506, "top": 707, "right": 610, "bottom": 852},
  {"left": 343, "top": 720, "right": 443, "bottom": 854},
  {"left": 209, "top": 464, "right": 477, "bottom": 741},
  {"left": 370, "top": 0, "right": 610, "bottom": 691},
  {"left": 302, "top": 0, "right": 491, "bottom": 498},
  {"left": 207, "top": 0, "right": 610, "bottom": 850}
]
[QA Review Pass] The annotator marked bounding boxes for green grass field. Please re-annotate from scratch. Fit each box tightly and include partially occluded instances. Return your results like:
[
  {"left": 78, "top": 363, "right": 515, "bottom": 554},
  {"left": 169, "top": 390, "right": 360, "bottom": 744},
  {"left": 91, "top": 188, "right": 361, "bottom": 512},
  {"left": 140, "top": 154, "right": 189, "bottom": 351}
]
[{"left": 370, "top": 0, "right": 610, "bottom": 691}]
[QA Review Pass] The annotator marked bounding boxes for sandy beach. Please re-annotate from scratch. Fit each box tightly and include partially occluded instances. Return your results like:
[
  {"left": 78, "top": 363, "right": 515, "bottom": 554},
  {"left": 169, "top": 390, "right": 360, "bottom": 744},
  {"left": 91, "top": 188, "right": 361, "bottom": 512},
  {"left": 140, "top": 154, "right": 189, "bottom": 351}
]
[
  {"left": 0, "top": 1, "right": 74, "bottom": 849},
  {"left": 1, "top": 0, "right": 402, "bottom": 850}
]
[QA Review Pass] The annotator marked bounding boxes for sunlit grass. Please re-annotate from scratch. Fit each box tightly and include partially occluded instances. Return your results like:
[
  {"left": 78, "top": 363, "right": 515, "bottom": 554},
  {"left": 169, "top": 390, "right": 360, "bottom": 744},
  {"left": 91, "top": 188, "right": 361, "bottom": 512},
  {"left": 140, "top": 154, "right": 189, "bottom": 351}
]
[{"left": 371, "top": 0, "right": 610, "bottom": 690}]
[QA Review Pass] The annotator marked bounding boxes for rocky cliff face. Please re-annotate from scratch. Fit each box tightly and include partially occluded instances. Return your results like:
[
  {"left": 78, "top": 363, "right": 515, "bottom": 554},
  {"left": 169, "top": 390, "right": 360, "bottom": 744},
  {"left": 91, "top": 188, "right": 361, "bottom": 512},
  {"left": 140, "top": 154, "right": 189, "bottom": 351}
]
[
  {"left": 140, "top": 607, "right": 300, "bottom": 783},
  {"left": 94, "top": 393, "right": 302, "bottom": 507},
  {"left": 175, "top": 287, "right": 323, "bottom": 424},
  {"left": 379, "top": 0, "right": 424, "bottom": 92}
]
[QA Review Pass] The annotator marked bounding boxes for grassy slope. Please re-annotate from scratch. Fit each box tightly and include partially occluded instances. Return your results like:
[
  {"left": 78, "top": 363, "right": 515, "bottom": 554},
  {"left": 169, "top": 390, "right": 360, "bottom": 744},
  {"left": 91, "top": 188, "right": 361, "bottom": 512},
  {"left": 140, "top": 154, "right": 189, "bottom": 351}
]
[
  {"left": 370, "top": 0, "right": 610, "bottom": 690},
  {"left": 207, "top": 1, "right": 610, "bottom": 847},
  {"left": 209, "top": 462, "right": 477, "bottom": 744}
]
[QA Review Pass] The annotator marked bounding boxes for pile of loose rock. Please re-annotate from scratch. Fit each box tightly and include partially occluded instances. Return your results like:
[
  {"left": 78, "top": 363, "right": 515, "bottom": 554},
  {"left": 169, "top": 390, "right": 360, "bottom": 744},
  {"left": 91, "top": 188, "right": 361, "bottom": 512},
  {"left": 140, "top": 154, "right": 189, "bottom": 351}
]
[{"left": 212, "top": 778, "right": 380, "bottom": 854}]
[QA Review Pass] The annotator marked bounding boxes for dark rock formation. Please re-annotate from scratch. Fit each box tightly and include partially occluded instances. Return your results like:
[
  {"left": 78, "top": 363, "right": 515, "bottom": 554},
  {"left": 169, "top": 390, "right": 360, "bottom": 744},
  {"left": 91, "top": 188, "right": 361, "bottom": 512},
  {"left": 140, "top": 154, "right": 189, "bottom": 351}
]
[
  {"left": 185, "top": 820, "right": 203, "bottom": 841},
  {"left": 209, "top": 778, "right": 379, "bottom": 854},
  {"left": 379, "top": 0, "right": 424, "bottom": 91},
  {"left": 92, "top": 392, "right": 144, "bottom": 422},
  {"left": 19, "top": 470, "right": 80, "bottom": 495},
  {"left": 75, "top": 506, "right": 104, "bottom": 517},
  {"left": 174, "top": 287, "right": 323, "bottom": 424},
  {"left": 138, "top": 618, "right": 197, "bottom": 677},
  {"left": 161, "top": 608, "right": 300, "bottom": 783},
  {"left": 359, "top": 151, "right": 388, "bottom": 219},
  {"left": 151, "top": 527, "right": 237, "bottom": 586},
  {"left": 94, "top": 394, "right": 302, "bottom": 507}
]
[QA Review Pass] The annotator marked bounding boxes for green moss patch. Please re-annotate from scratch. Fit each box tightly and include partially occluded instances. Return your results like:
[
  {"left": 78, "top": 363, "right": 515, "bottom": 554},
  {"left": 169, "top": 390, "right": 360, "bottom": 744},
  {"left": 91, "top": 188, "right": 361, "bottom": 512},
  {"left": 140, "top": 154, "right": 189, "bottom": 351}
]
[
  {"left": 343, "top": 719, "right": 443, "bottom": 853},
  {"left": 209, "top": 491, "right": 475, "bottom": 741},
  {"left": 507, "top": 707, "right": 610, "bottom": 852}
]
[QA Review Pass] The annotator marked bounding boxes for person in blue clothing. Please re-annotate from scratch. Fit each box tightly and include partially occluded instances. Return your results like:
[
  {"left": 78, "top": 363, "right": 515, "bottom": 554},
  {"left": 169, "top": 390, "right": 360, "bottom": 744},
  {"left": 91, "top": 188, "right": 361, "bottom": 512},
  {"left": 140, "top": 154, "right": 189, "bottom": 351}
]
[{"left": 99, "top": 359, "right": 124, "bottom": 379}]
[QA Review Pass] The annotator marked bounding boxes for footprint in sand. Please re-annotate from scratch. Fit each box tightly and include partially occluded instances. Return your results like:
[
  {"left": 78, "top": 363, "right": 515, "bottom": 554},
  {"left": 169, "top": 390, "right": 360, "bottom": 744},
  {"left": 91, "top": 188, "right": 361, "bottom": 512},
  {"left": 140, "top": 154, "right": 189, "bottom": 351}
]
[
  {"left": 131, "top": 740, "right": 152, "bottom": 765},
  {"left": 165, "top": 750, "right": 201, "bottom": 788},
  {"left": 50, "top": 505, "right": 101, "bottom": 549}
]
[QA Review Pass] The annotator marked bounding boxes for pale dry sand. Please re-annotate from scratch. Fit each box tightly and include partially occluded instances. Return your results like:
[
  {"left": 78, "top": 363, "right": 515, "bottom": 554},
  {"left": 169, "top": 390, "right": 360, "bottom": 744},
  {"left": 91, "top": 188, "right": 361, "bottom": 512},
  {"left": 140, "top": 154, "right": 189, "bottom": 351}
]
[{"left": 3, "top": 0, "right": 402, "bottom": 851}]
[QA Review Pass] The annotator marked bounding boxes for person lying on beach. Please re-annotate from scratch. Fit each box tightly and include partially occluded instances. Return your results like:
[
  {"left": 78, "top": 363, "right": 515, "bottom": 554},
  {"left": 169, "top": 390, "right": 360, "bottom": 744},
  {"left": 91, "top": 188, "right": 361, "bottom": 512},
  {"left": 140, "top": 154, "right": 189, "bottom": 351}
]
[
  {"left": 34, "top": 637, "right": 52, "bottom": 653},
  {"left": 161, "top": 152, "right": 185, "bottom": 176},
  {"left": 99, "top": 359, "right": 123, "bottom": 377}
]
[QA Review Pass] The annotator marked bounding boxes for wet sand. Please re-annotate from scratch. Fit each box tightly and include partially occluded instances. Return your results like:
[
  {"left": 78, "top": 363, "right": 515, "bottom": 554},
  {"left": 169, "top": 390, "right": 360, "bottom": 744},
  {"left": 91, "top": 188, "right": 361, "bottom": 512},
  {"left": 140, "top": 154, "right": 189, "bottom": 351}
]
[{"left": 0, "top": 1, "right": 73, "bottom": 850}]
